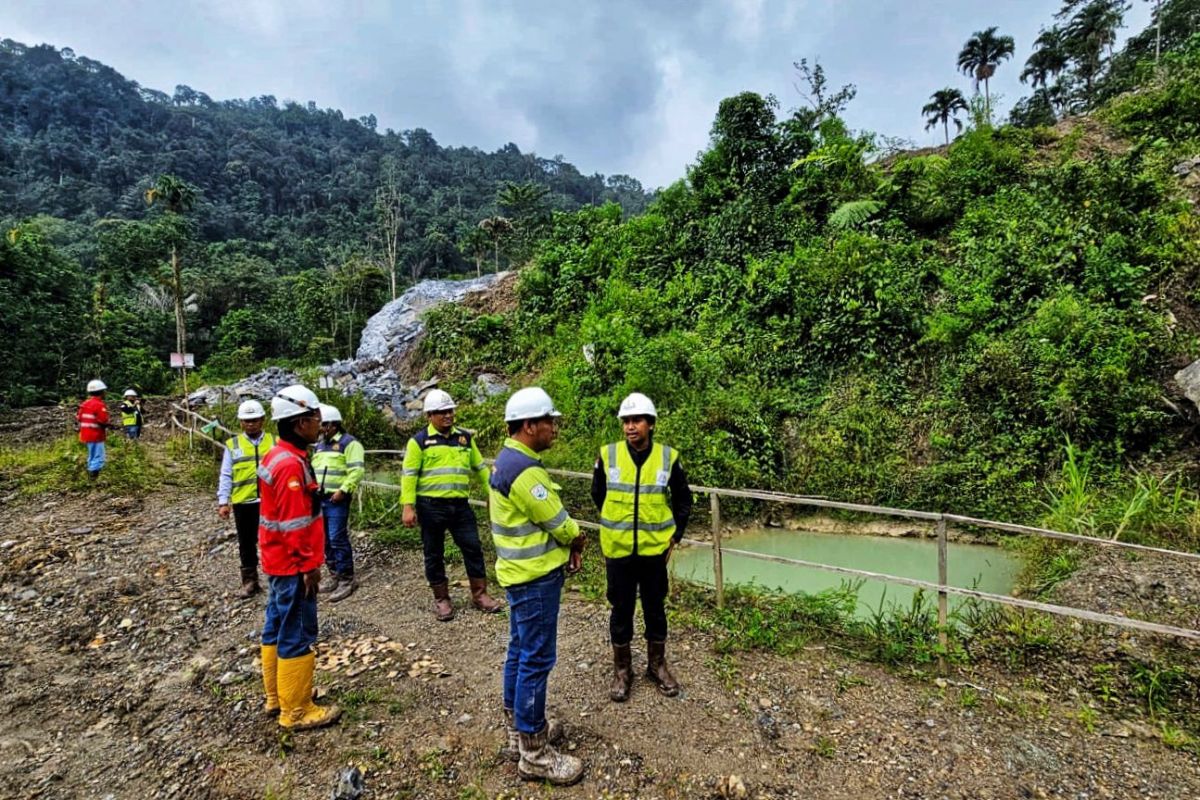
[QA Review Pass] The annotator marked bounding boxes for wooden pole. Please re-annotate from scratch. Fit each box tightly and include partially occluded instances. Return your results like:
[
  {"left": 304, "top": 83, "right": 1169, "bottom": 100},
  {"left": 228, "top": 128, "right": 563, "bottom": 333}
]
[
  {"left": 711, "top": 492, "right": 724, "bottom": 610},
  {"left": 936, "top": 515, "right": 949, "bottom": 675}
]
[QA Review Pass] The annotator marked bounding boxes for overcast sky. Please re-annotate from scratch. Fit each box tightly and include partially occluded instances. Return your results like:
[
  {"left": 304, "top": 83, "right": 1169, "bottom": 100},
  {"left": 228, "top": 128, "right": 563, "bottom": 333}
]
[{"left": 1, "top": 1, "right": 1152, "bottom": 188}]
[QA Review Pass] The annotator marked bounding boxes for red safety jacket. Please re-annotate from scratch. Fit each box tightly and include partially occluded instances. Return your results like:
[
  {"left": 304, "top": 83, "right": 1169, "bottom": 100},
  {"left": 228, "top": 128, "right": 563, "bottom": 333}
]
[
  {"left": 76, "top": 397, "right": 109, "bottom": 443},
  {"left": 257, "top": 439, "right": 325, "bottom": 576}
]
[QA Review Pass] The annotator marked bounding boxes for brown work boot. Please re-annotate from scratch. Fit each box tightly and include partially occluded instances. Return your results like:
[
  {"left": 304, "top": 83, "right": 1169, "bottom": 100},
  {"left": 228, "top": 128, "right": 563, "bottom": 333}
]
[
  {"left": 236, "top": 567, "right": 261, "bottom": 599},
  {"left": 501, "top": 708, "right": 563, "bottom": 762},
  {"left": 517, "top": 726, "right": 583, "bottom": 785},
  {"left": 609, "top": 642, "right": 633, "bottom": 702},
  {"left": 317, "top": 569, "right": 340, "bottom": 594},
  {"left": 468, "top": 577, "right": 503, "bottom": 613},
  {"left": 431, "top": 581, "right": 454, "bottom": 622},
  {"left": 646, "top": 640, "right": 680, "bottom": 697},
  {"left": 328, "top": 574, "right": 358, "bottom": 603}
]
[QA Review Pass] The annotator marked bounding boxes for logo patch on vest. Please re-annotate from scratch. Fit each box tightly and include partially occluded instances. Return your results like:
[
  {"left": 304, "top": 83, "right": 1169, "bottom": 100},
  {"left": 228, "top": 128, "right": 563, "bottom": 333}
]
[
  {"left": 287, "top": 477, "right": 302, "bottom": 491},
  {"left": 232, "top": 448, "right": 243, "bottom": 459},
  {"left": 656, "top": 470, "right": 669, "bottom": 486},
  {"left": 530, "top": 484, "right": 549, "bottom": 501},
  {"left": 608, "top": 467, "right": 621, "bottom": 482}
]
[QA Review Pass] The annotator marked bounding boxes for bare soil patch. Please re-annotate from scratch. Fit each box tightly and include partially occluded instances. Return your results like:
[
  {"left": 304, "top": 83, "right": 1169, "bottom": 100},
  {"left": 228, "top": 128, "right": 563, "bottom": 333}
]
[{"left": 1, "top": 438, "right": 1198, "bottom": 798}]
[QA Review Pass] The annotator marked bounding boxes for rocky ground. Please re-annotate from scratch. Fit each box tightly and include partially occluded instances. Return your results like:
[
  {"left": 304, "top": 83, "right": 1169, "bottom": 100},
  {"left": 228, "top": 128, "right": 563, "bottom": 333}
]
[{"left": 2, "top": 421, "right": 1199, "bottom": 799}]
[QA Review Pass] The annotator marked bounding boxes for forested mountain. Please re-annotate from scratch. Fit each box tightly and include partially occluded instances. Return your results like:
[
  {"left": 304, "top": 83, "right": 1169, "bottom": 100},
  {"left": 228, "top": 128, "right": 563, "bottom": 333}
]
[
  {"left": 0, "top": 39, "right": 649, "bottom": 404},
  {"left": 0, "top": 38, "right": 650, "bottom": 270}
]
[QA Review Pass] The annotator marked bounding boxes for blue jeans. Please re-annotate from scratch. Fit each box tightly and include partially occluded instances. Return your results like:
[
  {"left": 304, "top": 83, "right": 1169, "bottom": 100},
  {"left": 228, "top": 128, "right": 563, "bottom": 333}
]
[
  {"left": 124, "top": 425, "right": 141, "bottom": 440},
  {"left": 322, "top": 496, "right": 354, "bottom": 575},
  {"left": 262, "top": 574, "right": 318, "bottom": 659},
  {"left": 503, "top": 568, "right": 564, "bottom": 734},
  {"left": 85, "top": 442, "right": 106, "bottom": 472}
]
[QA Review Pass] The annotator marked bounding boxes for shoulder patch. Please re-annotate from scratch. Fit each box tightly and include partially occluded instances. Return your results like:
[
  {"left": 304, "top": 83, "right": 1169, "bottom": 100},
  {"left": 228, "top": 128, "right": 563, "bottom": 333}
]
[
  {"left": 530, "top": 483, "right": 549, "bottom": 501},
  {"left": 286, "top": 477, "right": 302, "bottom": 491}
]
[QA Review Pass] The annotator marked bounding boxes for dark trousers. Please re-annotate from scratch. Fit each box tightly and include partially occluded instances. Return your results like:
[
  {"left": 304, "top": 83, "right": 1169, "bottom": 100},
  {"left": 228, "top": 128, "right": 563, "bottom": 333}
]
[
  {"left": 417, "top": 496, "right": 486, "bottom": 584},
  {"left": 322, "top": 495, "right": 354, "bottom": 575},
  {"left": 606, "top": 554, "right": 669, "bottom": 645},
  {"left": 262, "top": 574, "right": 318, "bottom": 659},
  {"left": 232, "top": 502, "right": 260, "bottom": 572}
]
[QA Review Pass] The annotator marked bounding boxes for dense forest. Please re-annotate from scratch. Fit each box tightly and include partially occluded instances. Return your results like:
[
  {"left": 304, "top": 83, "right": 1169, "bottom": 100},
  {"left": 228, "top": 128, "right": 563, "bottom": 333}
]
[
  {"left": 420, "top": 0, "right": 1200, "bottom": 532},
  {"left": 4, "top": 0, "right": 1200, "bottom": 533},
  {"left": 0, "top": 37, "right": 649, "bottom": 402}
]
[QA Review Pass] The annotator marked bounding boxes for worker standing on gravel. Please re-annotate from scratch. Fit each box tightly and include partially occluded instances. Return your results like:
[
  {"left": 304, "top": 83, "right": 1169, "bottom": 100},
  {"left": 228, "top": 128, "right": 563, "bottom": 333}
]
[
  {"left": 217, "top": 400, "right": 275, "bottom": 598},
  {"left": 311, "top": 403, "right": 365, "bottom": 603},
  {"left": 490, "top": 387, "right": 585, "bottom": 786},
  {"left": 76, "top": 379, "right": 112, "bottom": 480},
  {"left": 257, "top": 384, "right": 341, "bottom": 731},
  {"left": 119, "top": 389, "right": 145, "bottom": 440},
  {"left": 591, "top": 392, "right": 693, "bottom": 702},
  {"left": 401, "top": 389, "right": 502, "bottom": 620}
]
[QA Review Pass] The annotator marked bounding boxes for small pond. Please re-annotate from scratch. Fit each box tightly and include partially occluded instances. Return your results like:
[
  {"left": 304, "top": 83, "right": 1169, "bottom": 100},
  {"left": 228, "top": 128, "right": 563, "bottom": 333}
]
[{"left": 671, "top": 529, "right": 1024, "bottom": 619}]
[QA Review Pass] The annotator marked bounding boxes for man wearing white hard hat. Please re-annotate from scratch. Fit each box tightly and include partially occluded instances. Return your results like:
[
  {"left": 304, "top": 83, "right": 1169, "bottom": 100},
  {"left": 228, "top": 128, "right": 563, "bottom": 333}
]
[
  {"left": 119, "top": 389, "right": 145, "bottom": 440},
  {"left": 591, "top": 392, "right": 693, "bottom": 702},
  {"left": 401, "top": 389, "right": 500, "bottom": 620},
  {"left": 311, "top": 403, "right": 365, "bottom": 602},
  {"left": 257, "top": 384, "right": 341, "bottom": 731},
  {"left": 490, "top": 387, "right": 585, "bottom": 786},
  {"left": 217, "top": 399, "right": 275, "bottom": 598},
  {"left": 76, "top": 379, "right": 112, "bottom": 480}
]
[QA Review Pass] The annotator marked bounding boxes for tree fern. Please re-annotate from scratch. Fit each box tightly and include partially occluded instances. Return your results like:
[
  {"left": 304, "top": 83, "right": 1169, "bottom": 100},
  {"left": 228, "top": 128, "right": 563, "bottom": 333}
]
[{"left": 828, "top": 199, "right": 884, "bottom": 230}]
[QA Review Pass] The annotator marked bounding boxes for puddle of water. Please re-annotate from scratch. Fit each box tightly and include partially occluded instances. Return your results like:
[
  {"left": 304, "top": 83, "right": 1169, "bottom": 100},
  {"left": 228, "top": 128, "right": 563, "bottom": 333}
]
[{"left": 671, "top": 529, "right": 1023, "bottom": 619}]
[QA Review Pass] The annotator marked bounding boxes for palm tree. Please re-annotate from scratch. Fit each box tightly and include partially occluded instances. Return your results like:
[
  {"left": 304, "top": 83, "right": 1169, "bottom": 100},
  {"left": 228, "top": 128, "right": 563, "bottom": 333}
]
[
  {"left": 1064, "top": 0, "right": 1127, "bottom": 101},
  {"left": 144, "top": 175, "right": 197, "bottom": 394},
  {"left": 1021, "top": 27, "right": 1070, "bottom": 88},
  {"left": 957, "top": 26, "right": 1016, "bottom": 117},
  {"left": 922, "top": 88, "right": 969, "bottom": 145},
  {"left": 478, "top": 216, "right": 513, "bottom": 273}
]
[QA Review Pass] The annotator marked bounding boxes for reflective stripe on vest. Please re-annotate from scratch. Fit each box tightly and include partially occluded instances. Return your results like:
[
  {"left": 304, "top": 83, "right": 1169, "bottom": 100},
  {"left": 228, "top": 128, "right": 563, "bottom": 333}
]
[
  {"left": 227, "top": 432, "right": 274, "bottom": 504},
  {"left": 120, "top": 403, "right": 139, "bottom": 426},
  {"left": 312, "top": 433, "right": 360, "bottom": 493},
  {"left": 488, "top": 444, "right": 569, "bottom": 586},
  {"left": 599, "top": 442, "right": 677, "bottom": 558},
  {"left": 411, "top": 428, "right": 476, "bottom": 498}
]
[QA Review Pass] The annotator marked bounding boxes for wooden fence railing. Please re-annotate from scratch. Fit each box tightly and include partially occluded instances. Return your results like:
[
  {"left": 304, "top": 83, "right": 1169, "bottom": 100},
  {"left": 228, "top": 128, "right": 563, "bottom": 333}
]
[{"left": 170, "top": 403, "right": 1200, "bottom": 652}]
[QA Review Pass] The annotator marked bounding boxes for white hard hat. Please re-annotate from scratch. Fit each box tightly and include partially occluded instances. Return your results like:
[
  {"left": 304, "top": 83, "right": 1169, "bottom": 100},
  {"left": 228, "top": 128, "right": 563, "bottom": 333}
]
[
  {"left": 504, "top": 387, "right": 562, "bottom": 423},
  {"left": 319, "top": 403, "right": 342, "bottom": 423},
  {"left": 270, "top": 384, "right": 320, "bottom": 421},
  {"left": 618, "top": 392, "right": 657, "bottom": 419},
  {"left": 423, "top": 389, "right": 457, "bottom": 413},
  {"left": 123, "top": 388, "right": 138, "bottom": 397},
  {"left": 237, "top": 399, "right": 266, "bottom": 420},
  {"left": 86, "top": 379, "right": 107, "bottom": 393}
]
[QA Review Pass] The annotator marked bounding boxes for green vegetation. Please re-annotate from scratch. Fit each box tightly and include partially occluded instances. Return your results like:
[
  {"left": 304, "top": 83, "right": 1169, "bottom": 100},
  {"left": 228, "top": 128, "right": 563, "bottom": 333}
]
[
  {"left": 0, "top": 434, "right": 163, "bottom": 496},
  {"left": 424, "top": 30, "right": 1200, "bottom": 537},
  {"left": 0, "top": 37, "right": 648, "bottom": 406}
]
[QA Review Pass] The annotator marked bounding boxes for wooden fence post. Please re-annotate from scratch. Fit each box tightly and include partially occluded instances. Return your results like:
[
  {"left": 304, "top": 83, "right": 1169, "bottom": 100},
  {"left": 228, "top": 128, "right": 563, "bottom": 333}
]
[
  {"left": 936, "top": 515, "right": 948, "bottom": 675},
  {"left": 711, "top": 492, "right": 724, "bottom": 609}
]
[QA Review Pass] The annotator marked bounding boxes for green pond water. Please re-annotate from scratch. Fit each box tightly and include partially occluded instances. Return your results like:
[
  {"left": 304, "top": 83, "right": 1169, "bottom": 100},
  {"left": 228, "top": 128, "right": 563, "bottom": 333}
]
[{"left": 671, "top": 529, "right": 1024, "bottom": 619}]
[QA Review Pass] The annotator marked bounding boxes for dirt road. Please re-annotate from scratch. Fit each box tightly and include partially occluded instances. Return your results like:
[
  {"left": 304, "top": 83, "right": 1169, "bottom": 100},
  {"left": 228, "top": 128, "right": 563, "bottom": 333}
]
[{"left": 1, "top": 432, "right": 1198, "bottom": 799}]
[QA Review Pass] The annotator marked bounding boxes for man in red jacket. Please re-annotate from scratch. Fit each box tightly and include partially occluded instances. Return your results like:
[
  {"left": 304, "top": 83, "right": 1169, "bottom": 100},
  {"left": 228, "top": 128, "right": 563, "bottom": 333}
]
[
  {"left": 76, "top": 379, "right": 112, "bottom": 480},
  {"left": 258, "top": 383, "right": 341, "bottom": 731}
]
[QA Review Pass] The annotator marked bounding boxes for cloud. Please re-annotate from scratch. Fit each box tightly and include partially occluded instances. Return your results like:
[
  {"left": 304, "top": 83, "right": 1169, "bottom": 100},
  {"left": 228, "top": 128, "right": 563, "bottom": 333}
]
[{"left": 0, "top": 0, "right": 1159, "bottom": 187}]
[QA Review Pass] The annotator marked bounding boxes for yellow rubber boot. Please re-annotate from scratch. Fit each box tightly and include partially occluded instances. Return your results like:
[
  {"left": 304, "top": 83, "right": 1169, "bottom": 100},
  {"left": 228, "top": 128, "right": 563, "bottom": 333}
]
[
  {"left": 277, "top": 651, "right": 341, "bottom": 731},
  {"left": 261, "top": 644, "right": 280, "bottom": 715}
]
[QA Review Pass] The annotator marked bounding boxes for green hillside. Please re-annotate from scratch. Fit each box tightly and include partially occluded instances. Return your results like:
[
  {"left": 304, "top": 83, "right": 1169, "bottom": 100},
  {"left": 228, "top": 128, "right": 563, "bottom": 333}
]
[{"left": 429, "top": 31, "right": 1200, "bottom": 533}]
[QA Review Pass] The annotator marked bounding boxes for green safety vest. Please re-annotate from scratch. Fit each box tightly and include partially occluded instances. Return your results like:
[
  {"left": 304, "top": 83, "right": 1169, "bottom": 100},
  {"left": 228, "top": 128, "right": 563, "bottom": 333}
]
[
  {"left": 599, "top": 441, "right": 678, "bottom": 558},
  {"left": 311, "top": 432, "right": 365, "bottom": 494},
  {"left": 227, "top": 432, "right": 276, "bottom": 504},
  {"left": 488, "top": 438, "right": 579, "bottom": 587},
  {"left": 401, "top": 425, "right": 489, "bottom": 503},
  {"left": 120, "top": 401, "right": 140, "bottom": 427}
]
